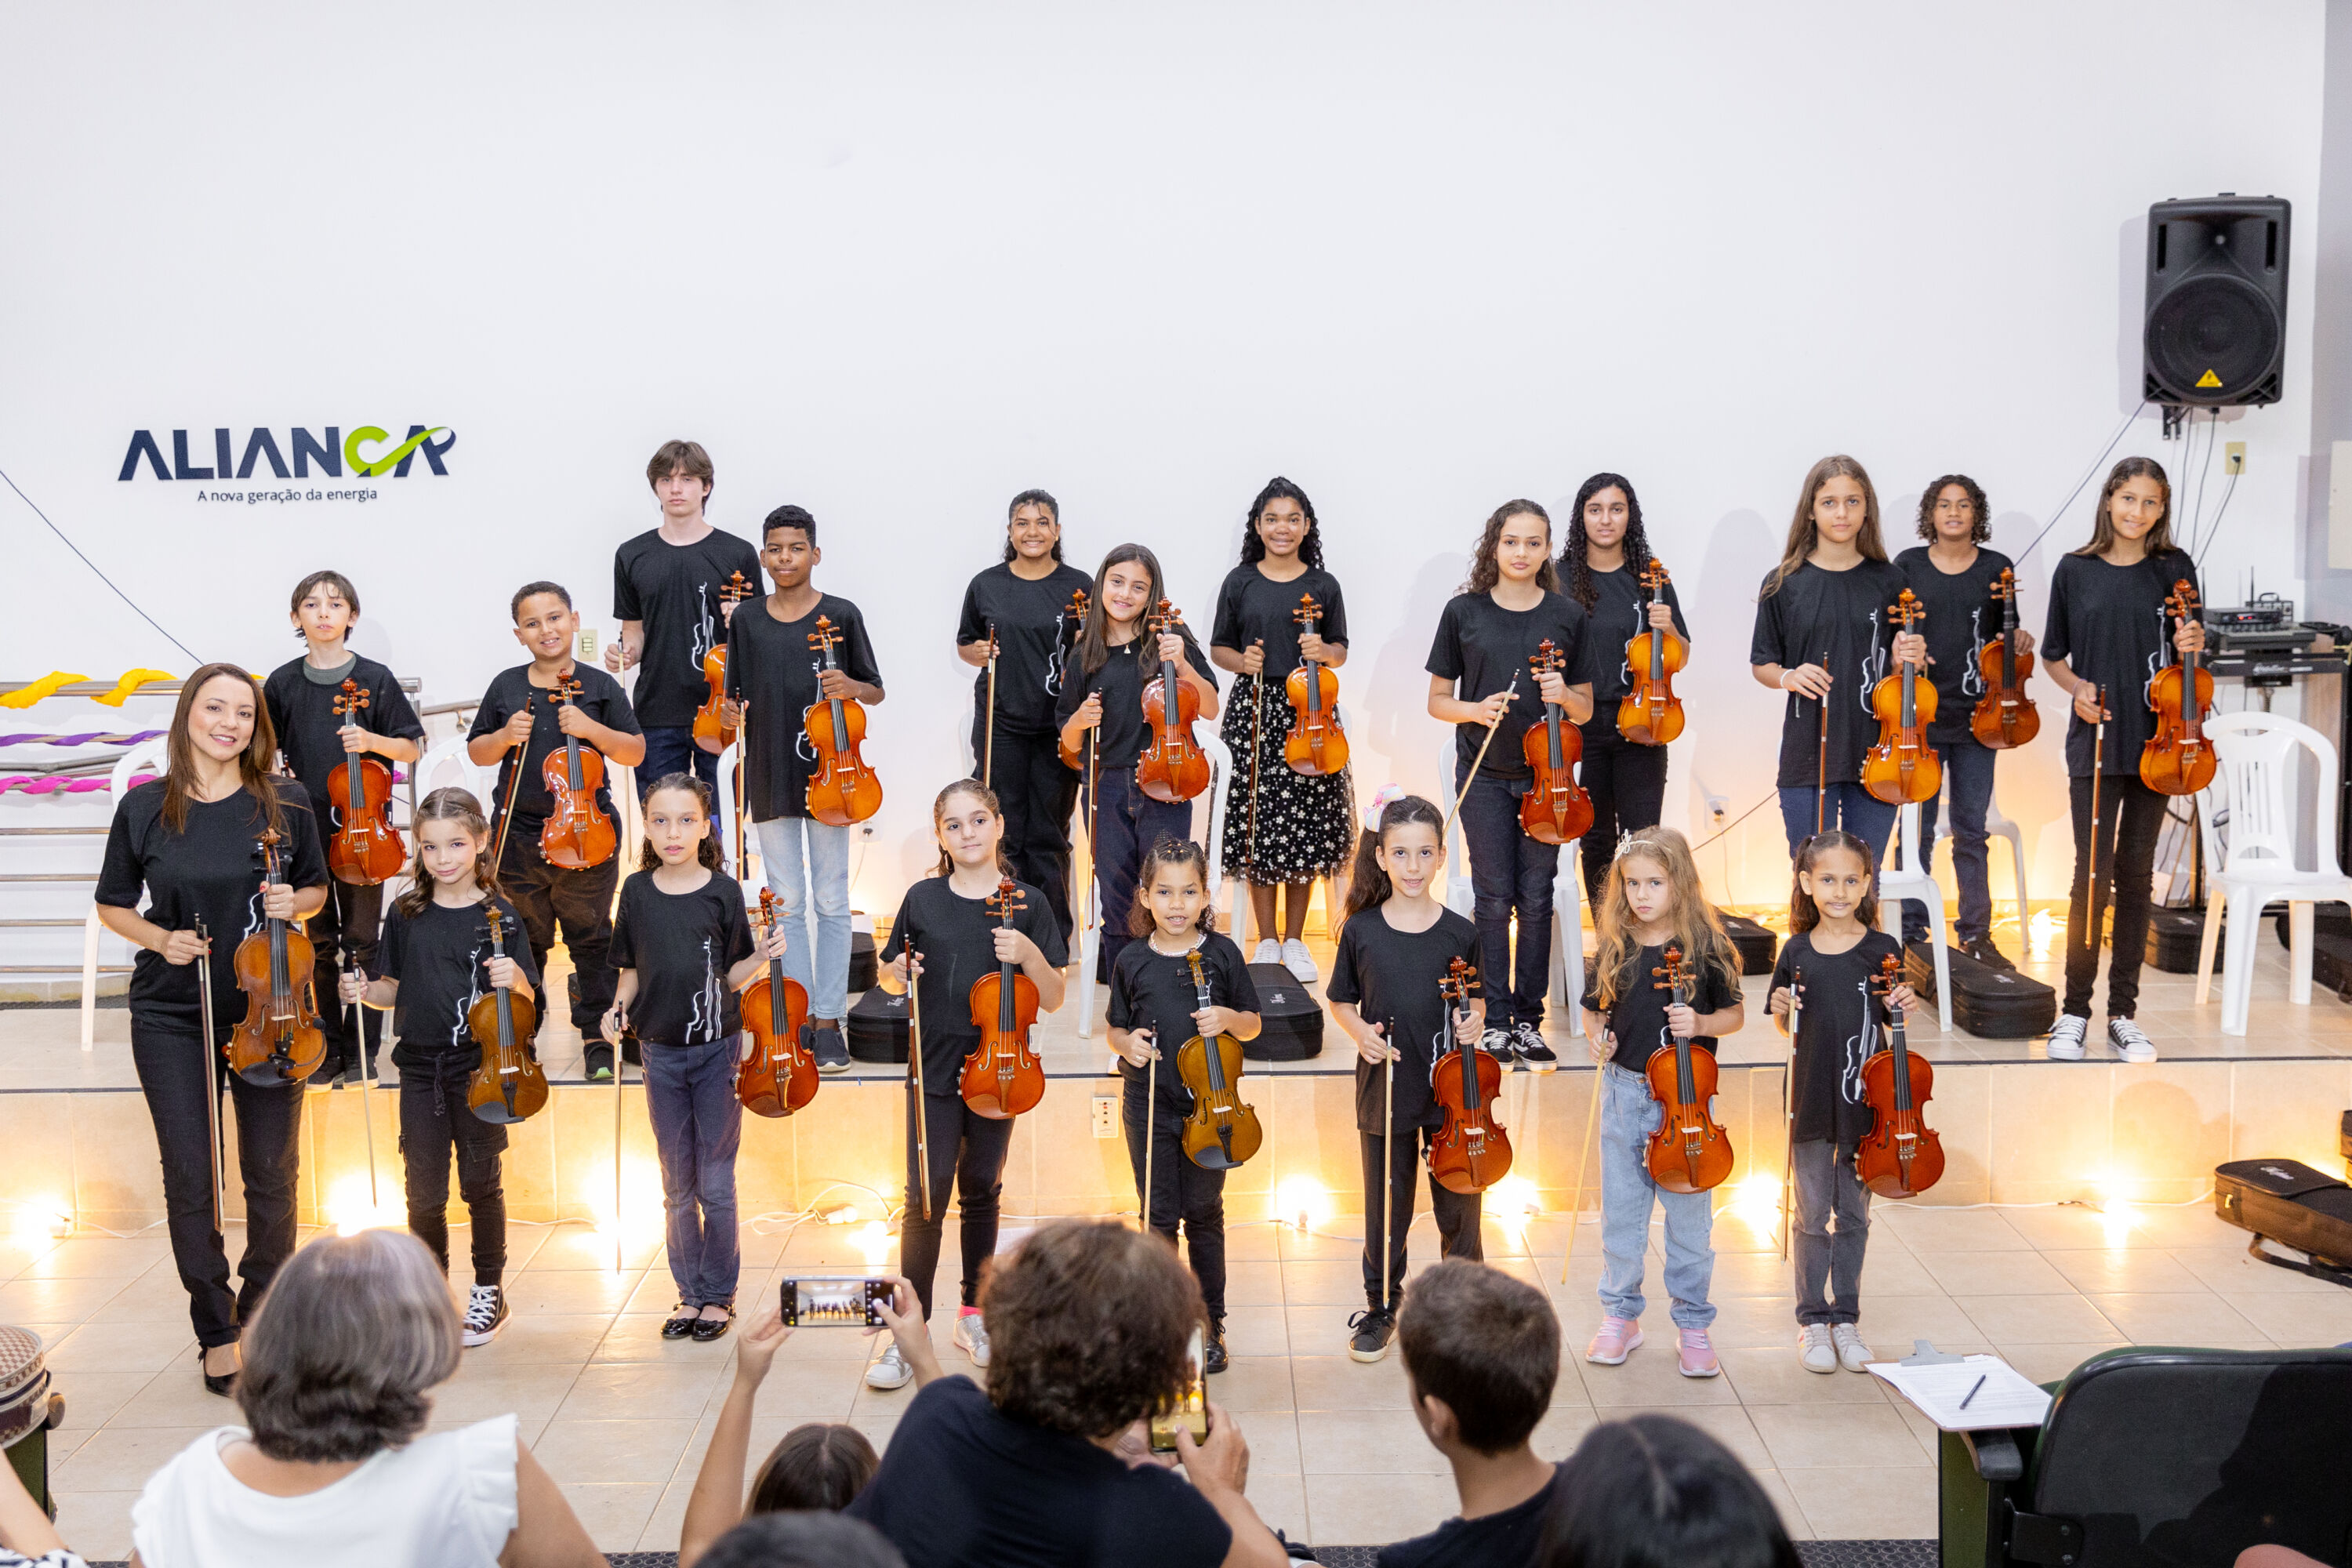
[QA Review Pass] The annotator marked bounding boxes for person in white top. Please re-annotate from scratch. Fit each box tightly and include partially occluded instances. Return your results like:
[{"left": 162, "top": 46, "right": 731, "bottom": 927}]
[{"left": 128, "top": 1229, "right": 601, "bottom": 1568}]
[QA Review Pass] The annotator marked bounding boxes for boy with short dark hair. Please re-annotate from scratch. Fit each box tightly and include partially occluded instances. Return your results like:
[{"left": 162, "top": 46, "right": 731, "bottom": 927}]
[
  {"left": 467, "top": 581, "right": 647, "bottom": 1079},
  {"left": 1380, "top": 1259, "right": 1564, "bottom": 1568}
]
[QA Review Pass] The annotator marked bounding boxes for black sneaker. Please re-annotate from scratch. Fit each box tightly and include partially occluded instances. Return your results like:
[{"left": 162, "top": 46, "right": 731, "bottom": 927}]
[
  {"left": 463, "top": 1283, "right": 508, "bottom": 1347},
  {"left": 1203, "top": 1322, "right": 1229, "bottom": 1374},
  {"left": 1347, "top": 1306, "right": 1396, "bottom": 1363},
  {"left": 1962, "top": 937, "right": 2016, "bottom": 971},
  {"left": 583, "top": 1041, "right": 615, "bottom": 1082},
  {"left": 1511, "top": 1022, "right": 1556, "bottom": 1072},
  {"left": 1481, "top": 1027, "right": 1518, "bottom": 1066},
  {"left": 811, "top": 1023, "right": 851, "bottom": 1074}
]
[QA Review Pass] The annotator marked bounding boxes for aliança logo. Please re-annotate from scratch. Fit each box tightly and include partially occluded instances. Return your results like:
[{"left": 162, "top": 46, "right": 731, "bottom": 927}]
[{"left": 119, "top": 425, "right": 456, "bottom": 481}]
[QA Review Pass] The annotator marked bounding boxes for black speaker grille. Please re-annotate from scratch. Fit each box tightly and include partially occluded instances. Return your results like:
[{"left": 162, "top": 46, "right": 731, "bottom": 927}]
[{"left": 2147, "top": 270, "right": 2279, "bottom": 404}]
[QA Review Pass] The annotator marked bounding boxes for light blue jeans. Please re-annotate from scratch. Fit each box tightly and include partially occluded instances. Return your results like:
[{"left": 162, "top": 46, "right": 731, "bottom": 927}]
[
  {"left": 1598, "top": 1063, "right": 1718, "bottom": 1330},
  {"left": 753, "top": 815, "right": 853, "bottom": 1021}
]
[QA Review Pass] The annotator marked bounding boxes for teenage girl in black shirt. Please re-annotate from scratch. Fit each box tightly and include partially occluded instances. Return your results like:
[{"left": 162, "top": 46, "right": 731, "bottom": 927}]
[
  {"left": 96, "top": 665, "right": 330, "bottom": 1395},
  {"left": 2038, "top": 457, "right": 2202, "bottom": 1064}
]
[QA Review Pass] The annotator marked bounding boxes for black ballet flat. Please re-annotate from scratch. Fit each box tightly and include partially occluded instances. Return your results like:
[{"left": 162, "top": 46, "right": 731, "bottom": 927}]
[
  {"left": 662, "top": 1303, "right": 700, "bottom": 1340},
  {"left": 199, "top": 1345, "right": 237, "bottom": 1398},
  {"left": 691, "top": 1304, "right": 736, "bottom": 1343}
]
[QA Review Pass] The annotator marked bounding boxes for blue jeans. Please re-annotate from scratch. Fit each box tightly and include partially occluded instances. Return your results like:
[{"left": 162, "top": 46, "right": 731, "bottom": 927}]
[
  {"left": 753, "top": 815, "right": 852, "bottom": 1021},
  {"left": 637, "top": 726, "right": 719, "bottom": 800},
  {"left": 1777, "top": 782, "right": 1896, "bottom": 865},
  {"left": 1907, "top": 739, "right": 1997, "bottom": 944},
  {"left": 1454, "top": 767, "right": 1559, "bottom": 1028},
  {"left": 642, "top": 1036, "right": 743, "bottom": 1307},
  {"left": 1597, "top": 1064, "right": 1717, "bottom": 1329},
  {"left": 1085, "top": 767, "right": 1194, "bottom": 979}
]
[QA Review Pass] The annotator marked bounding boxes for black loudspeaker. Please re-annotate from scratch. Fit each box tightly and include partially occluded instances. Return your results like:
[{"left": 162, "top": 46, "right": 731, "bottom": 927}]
[{"left": 2143, "top": 194, "right": 2291, "bottom": 408}]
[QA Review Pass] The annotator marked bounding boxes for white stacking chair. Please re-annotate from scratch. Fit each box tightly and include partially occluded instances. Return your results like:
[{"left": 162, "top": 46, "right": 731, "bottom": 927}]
[
  {"left": 1929, "top": 774, "right": 2031, "bottom": 931},
  {"left": 1078, "top": 735, "right": 1232, "bottom": 1040},
  {"left": 1433, "top": 740, "right": 1585, "bottom": 1038},
  {"left": 714, "top": 742, "right": 759, "bottom": 907},
  {"left": 82, "top": 737, "right": 171, "bottom": 1049},
  {"left": 411, "top": 735, "right": 489, "bottom": 805},
  {"left": 1438, "top": 739, "right": 1475, "bottom": 916},
  {"left": 2194, "top": 712, "right": 2352, "bottom": 1036},
  {"left": 1877, "top": 801, "right": 1954, "bottom": 1032}
]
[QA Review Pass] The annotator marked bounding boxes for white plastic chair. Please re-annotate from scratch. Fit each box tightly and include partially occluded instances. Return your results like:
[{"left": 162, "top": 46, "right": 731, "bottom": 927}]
[
  {"left": 82, "top": 738, "right": 170, "bottom": 1049},
  {"left": 1929, "top": 774, "right": 2031, "bottom": 929},
  {"left": 411, "top": 735, "right": 488, "bottom": 804},
  {"left": 1433, "top": 739, "right": 1585, "bottom": 1038},
  {"left": 2194, "top": 712, "right": 2352, "bottom": 1035},
  {"left": 713, "top": 742, "right": 761, "bottom": 901},
  {"left": 1438, "top": 739, "right": 1475, "bottom": 916},
  {"left": 1078, "top": 735, "right": 1232, "bottom": 1040},
  {"left": 1877, "top": 801, "right": 1954, "bottom": 1033}
]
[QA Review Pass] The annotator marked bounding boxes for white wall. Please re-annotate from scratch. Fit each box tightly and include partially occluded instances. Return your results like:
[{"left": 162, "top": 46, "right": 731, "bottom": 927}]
[{"left": 0, "top": 2, "right": 2328, "bottom": 914}]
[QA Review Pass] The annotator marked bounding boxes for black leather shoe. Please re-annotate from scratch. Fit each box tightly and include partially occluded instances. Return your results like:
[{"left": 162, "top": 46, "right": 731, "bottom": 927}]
[
  {"left": 691, "top": 1305, "right": 736, "bottom": 1343},
  {"left": 199, "top": 1345, "right": 236, "bottom": 1397},
  {"left": 662, "top": 1303, "right": 700, "bottom": 1340},
  {"left": 1203, "top": 1323, "right": 1229, "bottom": 1374},
  {"left": 1962, "top": 937, "right": 2016, "bottom": 971}
]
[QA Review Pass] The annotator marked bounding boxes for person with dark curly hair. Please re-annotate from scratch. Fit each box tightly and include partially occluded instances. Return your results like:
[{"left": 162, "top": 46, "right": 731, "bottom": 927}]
[
  {"left": 1893, "top": 474, "right": 2031, "bottom": 968},
  {"left": 848, "top": 1221, "right": 1290, "bottom": 1568}
]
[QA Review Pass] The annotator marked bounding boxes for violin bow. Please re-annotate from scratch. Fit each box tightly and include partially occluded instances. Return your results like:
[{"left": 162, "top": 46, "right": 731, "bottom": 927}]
[
  {"left": 1779, "top": 966, "right": 1802, "bottom": 1261},
  {"left": 2088, "top": 684, "right": 2106, "bottom": 950},
  {"left": 1814, "top": 649, "right": 1830, "bottom": 837},
  {"left": 489, "top": 700, "right": 530, "bottom": 878},
  {"left": 1442, "top": 672, "right": 1519, "bottom": 839},
  {"left": 335, "top": 884, "right": 381, "bottom": 1213},
  {"left": 1142, "top": 1027, "right": 1156, "bottom": 1236},
  {"left": 1246, "top": 661, "right": 1264, "bottom": 894},
  {"left": 982, "top": 622, "right": 998, "bottom": 789},
  {"left": 612, "top": 997, "right": 626, "bottom": 1272},
  {"left": 194, "top": 916, "right": 225, "bottom": 1233},
  {"left": 906, "top": 941, "right": 932, "bottom": 1225},
  {"left": 1380, "top": 1014, "right": 1396, "bottom": 1313},
  {"left": 1562, "top": 1042, "right": 1602, "bottom": 1283}
]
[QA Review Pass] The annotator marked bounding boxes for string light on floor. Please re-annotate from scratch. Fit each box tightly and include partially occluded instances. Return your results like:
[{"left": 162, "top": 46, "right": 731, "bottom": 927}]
[
  {"left": 2028, "top": 909, "right": 2062, "bottom": 959},
  {"left": 1486, "top": 1175, "right": 1540, "bottom": 1231},
  {"left": 325, "top": 1176, "right": 403, "bottom": 1238},
  {"left": 9, "top": 1196, "right": 72, "bottom": 1244},
  {"left": 1274, "top": 1175, "right": 1332, "bottom": 1235},
  {"left": 1727, "top": 1172, "right": 1783, "bottom": 1232}
]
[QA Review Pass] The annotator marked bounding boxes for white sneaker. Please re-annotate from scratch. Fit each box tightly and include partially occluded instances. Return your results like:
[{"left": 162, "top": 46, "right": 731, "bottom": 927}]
[
  {"left": 1831, "top": 1323, "right": 1871, "bottom": 1372},
  {"left": 953, "top": 1311, "right": 990, "bottom": 1368},
  {"left": 462, "top": 1284, "right": 507, "bottom": 1348},
  {"left": 2045, "top": 1014, "right": 2089, "bottom": 1061},
  {"left": 2107, "top": 1018, "right": 2158, "bottom": 1063},
  {"left": 865, "top": 1341, "right": 913, "bottom": 1390},
  {"left": 1281, "top": 938, "right": 1318, "bottom": 983},
  {"left": 1798, "top": 1323, "right": 1836, "bottom": 1373},
  {"left": 1253, "top": 938, "right": 1283, "bottom": 967}
]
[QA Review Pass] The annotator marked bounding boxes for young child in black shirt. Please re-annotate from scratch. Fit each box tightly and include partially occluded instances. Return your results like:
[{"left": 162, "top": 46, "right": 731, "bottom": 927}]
[
  {"left": 1109, "top": 837, "right": 1260, "bottom": 1375},
  {"left": 340, "top": 786, "right": 538, "bottom": 1348},
  {"left": 1579, "top": 826, "right": 1744, "bottom": 1379},
  {"left": 1326, "top": 789, "right": 1485, "bottom": 1364},
  {"left": 263, "top": 569, "right": 424, "bottom": 1087},
  {"left": 1766, "top": 830, "right": 1920, "bottom": 1374},
  {"left": 465, "top": 580, "right": 646, "bottom": 1080},
  {"left": 606, "top": 773, "right": 776, "bottom": 1345}
]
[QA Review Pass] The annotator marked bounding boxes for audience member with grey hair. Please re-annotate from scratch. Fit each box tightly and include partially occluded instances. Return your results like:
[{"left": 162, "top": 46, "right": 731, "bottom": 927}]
[{"left": 125, "top": 1230, "right": 603, "bottom": 1568}]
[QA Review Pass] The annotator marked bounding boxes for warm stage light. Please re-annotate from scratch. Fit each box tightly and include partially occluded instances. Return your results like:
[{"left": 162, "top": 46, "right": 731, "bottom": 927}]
[
  {"left": 326, "top": 1177, "right": 401, "bottom": 1238},
  {"left": 9, "top": 1197, "right": 71, "bottom": 1243},
  {"left": 2027, "top": 909, "right": 2061, "bottom": 959},
  {"left": 1728, "top": 1172, "right": 1784, "bottom": 1230},
  {"left": 855, "top": 1219, "right": 895, "bottom": 1264},
  {"left": 1487, "top": 1175, "right": 1540, "bottom": 1225},
  {"left": 1273, "top": 1175, "right": 1332, "bottom": 1234}
]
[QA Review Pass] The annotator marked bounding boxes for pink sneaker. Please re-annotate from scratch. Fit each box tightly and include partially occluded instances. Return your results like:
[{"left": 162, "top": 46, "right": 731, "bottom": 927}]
[
  {"left": 1675, "top": 1327, "right": 1720, "bottom": 1378},
  {"left": 1585, "top": 1316, "right": 1642, "bottom": 1365}
]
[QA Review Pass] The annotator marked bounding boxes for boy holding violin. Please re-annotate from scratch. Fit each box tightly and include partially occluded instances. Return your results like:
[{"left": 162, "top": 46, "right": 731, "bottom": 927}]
[
  {"left": 466, "top": 581, "right": 646, "bottom": 1080},
  {"left": 263, "top": 568, "right": 423, "bottom": 1087}
]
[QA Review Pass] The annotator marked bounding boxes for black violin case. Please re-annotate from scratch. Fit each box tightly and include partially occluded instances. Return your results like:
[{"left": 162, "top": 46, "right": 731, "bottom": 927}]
[
  {"left": 2214, "top": 1139, "right": 2352, "bottom": 1288},
  {"left": 1904, "top": 940, "right": 2056, "bottom": 1039},
  {"left": 1243, "top": 964, "right": 1323, "bottom": 1061}
]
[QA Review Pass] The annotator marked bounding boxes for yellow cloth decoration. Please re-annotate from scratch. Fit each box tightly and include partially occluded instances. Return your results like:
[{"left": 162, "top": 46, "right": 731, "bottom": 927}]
[
  {"left": 0, "top": 673, "right": 90, "bottom": 710},
  {"left": 91, "top": 670, "right": 177, "bottom": 708}
]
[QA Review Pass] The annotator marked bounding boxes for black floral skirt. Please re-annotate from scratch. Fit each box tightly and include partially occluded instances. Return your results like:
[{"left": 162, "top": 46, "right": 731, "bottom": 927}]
[{"left": 1218, "top": 674, "right": 1356, "bottom": 885}]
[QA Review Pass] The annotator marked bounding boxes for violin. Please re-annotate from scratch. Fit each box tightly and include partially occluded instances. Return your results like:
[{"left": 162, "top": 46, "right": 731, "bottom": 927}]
[
  {"left": 325, "top": 677, "right": 405, "bottom": 885},
  {"left": 1855, "top": 953, "right": 1943, "bottom": 1198},
  {"left": 1861, "top": 588, "right": 1941, "bottom": 806},
  {"left": 1616, "top": 559, "right": 1686, "bottom": 746},
  {"left": 1053, "top": 588, "right": 1089, "bottom": 771},
  {"left": 1642, "top": 944, "right": 1733, "bottom": 1194},
  {"left": 804, "top": 614, "right": 884, "bottom": 826},
  {"left": 1969, "top": 567, "right": 2040, "bottom": 750},
  {"left": 1283, "top": 592, "right": 1348, "bottom": 776},
  {"left": 2140, "top": 579, "right": 2215, "bottom": 796},
  {"left": 692, "top": 571, "right": 756, "bottom": 756},
  {"left": 1519, "top": 640, "right": 1594, "bottom": 845},
  {"left": 737, "top": 888, "right": 816, "bottom": 1118},
  {"left": 1428, "top": 957, "right": 1512, "bottom": 1195},
  {"left": 961, "top": 879, "right": 1045, "bottom": 1118},
  {"left": 1138, "top": 600, "right": 1210, "bottom": 804},
  {"left": 227, "top": 828, "right": 326, "bottom": 1086},
  {"left": 1177, "top": 949, "right": 1261, "bottom": 1168},
  {"left": 465, "top": 906, "right": 547, "bottom": 1123},
  {"left": 539, "top": 677, "right": 617, "bottom": 869}
]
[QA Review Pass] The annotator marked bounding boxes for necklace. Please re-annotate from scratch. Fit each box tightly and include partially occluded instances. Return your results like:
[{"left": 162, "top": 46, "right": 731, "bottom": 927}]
[{"left": 1147, "top": 929, "right": 1203, "bottom": 958}]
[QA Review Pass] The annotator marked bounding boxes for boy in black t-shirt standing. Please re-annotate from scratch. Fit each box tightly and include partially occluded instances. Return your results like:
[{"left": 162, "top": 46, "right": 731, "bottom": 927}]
[
  {"left": 466, "top": 582, "right": 647, "bottom": 1080},
  {"left": 263, "top": 569, "right": 424, "bottom": 1087},
  {"left": 605, "top": 440, "right": 761, "bottom": 798}
]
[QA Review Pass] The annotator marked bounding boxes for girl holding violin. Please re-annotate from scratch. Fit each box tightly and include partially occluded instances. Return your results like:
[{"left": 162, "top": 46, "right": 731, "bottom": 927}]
[
  {"left": 340, "top": 786, "right": 538, "bottom": 1348},
  {"left": 1325, "top": 789, "right": 1486, "bottom": 1365},
  {"left": 872, "top": 780, "right": 1069, "bottom": 1392},
  {"left": 604, "top": 774, "right": 783, "bottom": 1345},
  {"left": 1577, "top": 826, "right": 1743, "bottom": 1379},
  {"left": 1054, "top": 543, "right": 1220, "bottom": 979},
  {"left": 2038, "top": 457, "right": 2200, "bottom": 1064},
  {"left": 1559, "top": 474, "right": 1689, "bottom": 922},
  {"left": 1425, "top": 499, "right": 1595, "bottom": 1069},
  {"left": 1109, "top": 836, "right": 1261, "bottom": 1377},
  {"left": 1210, "top": 477, "right": 1356, "bottom": 983},
  {"left": 955, "top": 489, "right": 1093, "bottom": 942},
  {"left": 464, "top": 581, "right": 646, "bottom": 1080},
  {"left": 263, "top": 568, "right": 424, "bottom": 1087},
  {"left": 96, "top": 665, "right": 329, "bottom": 1395},
  {"left": 1765, "top": 830, "right": 1922, "bottom": 1374}
]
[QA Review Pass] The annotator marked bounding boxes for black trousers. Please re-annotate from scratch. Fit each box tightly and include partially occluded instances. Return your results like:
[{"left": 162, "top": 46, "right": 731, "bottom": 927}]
[
  {"left": 398, "top": 1058, "right": 510, "bottom": 1287},
  {"left": 307, "top": 879, "right": 386, "bottom": 1076},
  {"left": 2063, "top": 771, "right": 2169, "bottom": 1020},
  {"left": 497, "top": 832, "right": 619, "bottom": 1044},
  {"left": 975, "top": 725, "right": 1080, "bottom": 943},
  {"left": 1359, "top": 1123, "right": 1483, "bottom": 1309},
  {"left": 1577, "top": 726, "right": 1670, "bottom": 916},
  {"left": 129, "top": 1022, "right": 303, "bottom": 1348},
  {"left": 1123, "top": 1080, "right": 1227, "bottom": 1322},
  {"left": 900, "top": 1087, "right": 1017, "bottom": 1321}
]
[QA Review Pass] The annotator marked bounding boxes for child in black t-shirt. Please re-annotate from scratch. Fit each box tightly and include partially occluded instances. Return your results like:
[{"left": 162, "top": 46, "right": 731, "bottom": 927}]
[
  {"left": 1765, "top": 830, "right": 1920, "bottom": 1375},
  {"left": 605, "top": 774, "right": 774, "bottom": 1345},
  {"left": 263, "top": 569, "right": 424, "bottom": 1087},
  {"left": 340, "top": 787, "right": 539, "bottom": 1348},
  {"left": 1327, "top": 789, "right": 1485, "bottom": 1364},
  {"left": 1578, "top": 827, "right": 1744, "bottom": 1380},
  {"left": 1108, "top": 837, "right": 1260, "bottom": 1375},
  {"left": 465, "top": 581, "right": 646, "bottom": 1080}
]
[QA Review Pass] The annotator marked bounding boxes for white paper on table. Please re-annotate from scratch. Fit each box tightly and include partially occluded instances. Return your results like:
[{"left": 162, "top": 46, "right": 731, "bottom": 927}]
[{"left": 1867, "top": 1354, "right": 2053, "bottom": 1431}]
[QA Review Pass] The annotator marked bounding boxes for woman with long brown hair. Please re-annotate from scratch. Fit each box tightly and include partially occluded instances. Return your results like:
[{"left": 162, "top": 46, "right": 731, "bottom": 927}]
[{"left": 94, "top": 664, "right": 329, "bottom": 1396}]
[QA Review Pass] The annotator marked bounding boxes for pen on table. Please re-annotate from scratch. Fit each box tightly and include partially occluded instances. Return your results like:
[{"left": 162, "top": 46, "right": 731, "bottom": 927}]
[{"left": 1958, "top": 1374, "right": 1986, "bottom": 1410}]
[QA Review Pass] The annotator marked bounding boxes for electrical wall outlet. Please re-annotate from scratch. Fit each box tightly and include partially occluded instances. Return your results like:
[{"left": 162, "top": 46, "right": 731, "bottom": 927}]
[
  {"left": 2226, "top": 442, "right": 2245, "bottom": 474},
  {"left": 1092, "top": 1097, "right": 1119, "bottom": 1138},
  {"left": 577, "top": 628, "right": 599, "bottom": 659}
]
